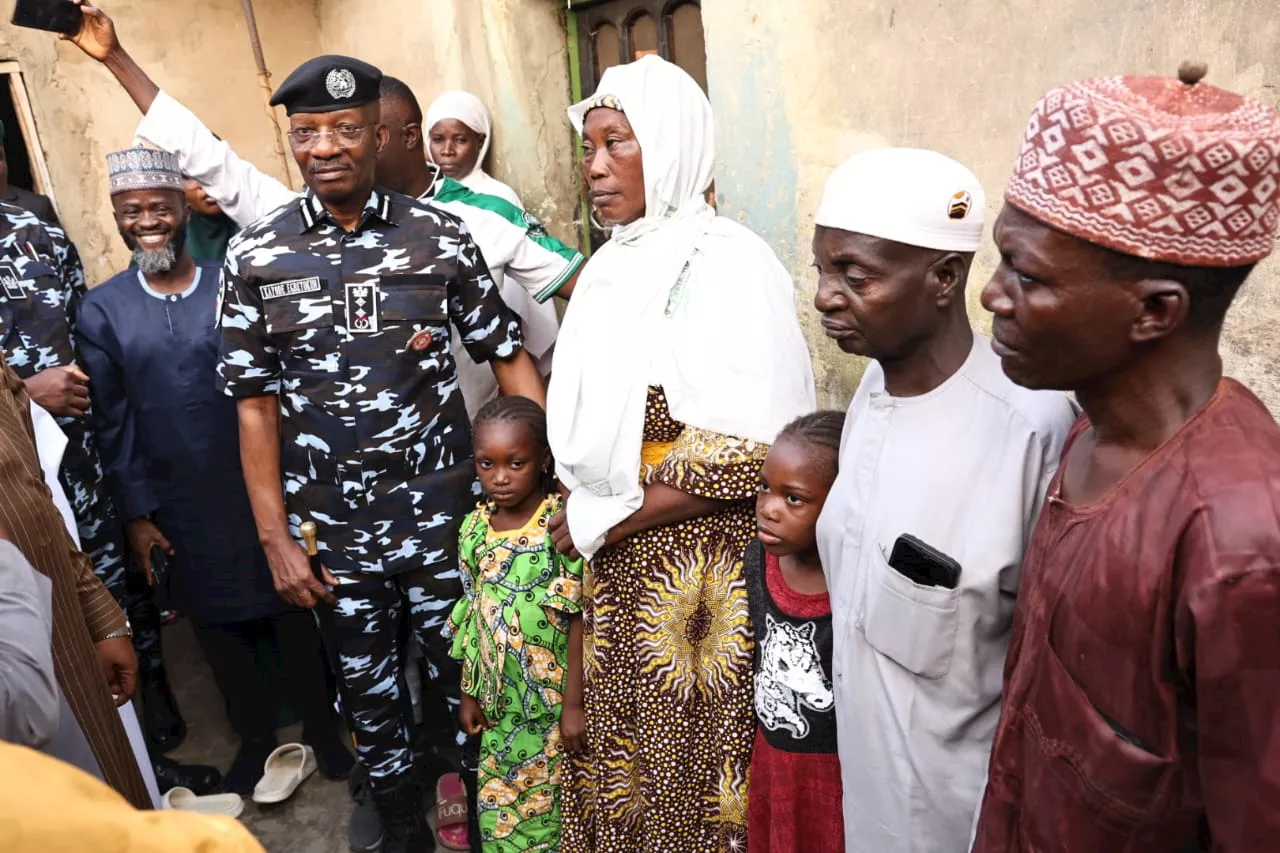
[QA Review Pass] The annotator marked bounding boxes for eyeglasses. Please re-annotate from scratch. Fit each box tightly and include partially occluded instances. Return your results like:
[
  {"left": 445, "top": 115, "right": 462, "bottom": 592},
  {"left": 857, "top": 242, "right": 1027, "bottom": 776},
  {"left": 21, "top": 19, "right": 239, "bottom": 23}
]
[{"left": 287, "top": 125, "right": 369, "bottom": 150}]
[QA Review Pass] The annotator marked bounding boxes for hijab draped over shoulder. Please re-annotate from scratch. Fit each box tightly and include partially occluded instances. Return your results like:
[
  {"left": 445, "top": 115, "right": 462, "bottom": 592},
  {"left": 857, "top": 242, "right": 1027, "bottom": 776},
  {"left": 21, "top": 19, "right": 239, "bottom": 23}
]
[
  {"left": 548, "top": 55, "right": 816, "bottom": 561},
  {"left": 424, "top": 90, "right": 523, "bottom": 208}
]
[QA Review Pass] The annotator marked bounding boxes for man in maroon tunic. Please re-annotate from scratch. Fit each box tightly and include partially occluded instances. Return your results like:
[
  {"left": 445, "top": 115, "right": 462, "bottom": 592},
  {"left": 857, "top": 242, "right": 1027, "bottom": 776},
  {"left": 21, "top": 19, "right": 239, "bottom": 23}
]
[{"left": 971, "top": 64, "right": 1280, "bottom": 852}]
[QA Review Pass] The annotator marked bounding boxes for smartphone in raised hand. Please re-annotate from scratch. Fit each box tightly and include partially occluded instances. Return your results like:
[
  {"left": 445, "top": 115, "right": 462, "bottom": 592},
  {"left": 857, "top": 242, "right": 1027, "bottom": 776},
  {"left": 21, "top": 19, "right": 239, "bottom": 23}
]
[{"left": 11, "top": 0, "right": 83, "bottom": 37}]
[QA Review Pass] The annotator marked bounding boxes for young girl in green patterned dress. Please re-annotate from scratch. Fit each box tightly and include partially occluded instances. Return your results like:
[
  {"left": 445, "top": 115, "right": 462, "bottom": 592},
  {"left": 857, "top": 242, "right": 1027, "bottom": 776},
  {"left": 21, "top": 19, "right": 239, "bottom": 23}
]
[{"left": 448, "top": 396, "right": 585, "bottom": 852}]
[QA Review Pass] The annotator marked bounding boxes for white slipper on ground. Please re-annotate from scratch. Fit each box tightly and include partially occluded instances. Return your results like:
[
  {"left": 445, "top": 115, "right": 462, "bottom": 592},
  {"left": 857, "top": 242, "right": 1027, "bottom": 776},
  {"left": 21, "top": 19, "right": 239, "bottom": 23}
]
[
  {"left": 252, "top": 743, "right": 318, "bottom": 805},
  {"left": 163, "top": 786, "right": 245, "bottom": 818}
]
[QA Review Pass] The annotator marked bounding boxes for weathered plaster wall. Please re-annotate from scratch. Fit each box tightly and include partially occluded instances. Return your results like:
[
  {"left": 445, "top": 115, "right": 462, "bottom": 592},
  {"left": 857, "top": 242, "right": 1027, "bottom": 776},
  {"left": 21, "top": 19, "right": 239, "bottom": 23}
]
[
  {"left": 1, "top": 0, "right": 319, "bottom": 285},
  {"left": 702, "top": 0, "right": 1280, "bottom": 411},
  {"left": 6, "top": 0, "right": 577, "bottom": 287},
  {"left": 318, "top": 0, "right": 579, "bottom": 244}
]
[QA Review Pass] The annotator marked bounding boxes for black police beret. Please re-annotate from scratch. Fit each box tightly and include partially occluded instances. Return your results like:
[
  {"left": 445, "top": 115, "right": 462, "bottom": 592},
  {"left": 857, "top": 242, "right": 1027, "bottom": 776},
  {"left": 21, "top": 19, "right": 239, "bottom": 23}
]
[{"left": 270, "top": 55, "right": 383, "bottom": 116}]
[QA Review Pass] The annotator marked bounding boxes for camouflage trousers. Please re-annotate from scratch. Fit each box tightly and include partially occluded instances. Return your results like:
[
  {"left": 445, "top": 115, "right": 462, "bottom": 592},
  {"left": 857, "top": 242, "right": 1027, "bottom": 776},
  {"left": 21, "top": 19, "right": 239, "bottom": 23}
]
[
  {"left": 59, "top": 455, "right": 166, "bottom": 695},
  {"left": 315, "top": 560, "right": 465, "bottom": 792}
]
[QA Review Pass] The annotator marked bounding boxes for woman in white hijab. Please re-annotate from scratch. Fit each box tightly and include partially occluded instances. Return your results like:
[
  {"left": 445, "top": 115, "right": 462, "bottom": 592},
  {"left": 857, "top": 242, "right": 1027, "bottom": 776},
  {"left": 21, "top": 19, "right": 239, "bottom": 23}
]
[
  {"left": 547, "top": 56, "right": 815, "bottom": 853},
  {"left": 425, "top": 90, "right": 523, "bottom": 207}
]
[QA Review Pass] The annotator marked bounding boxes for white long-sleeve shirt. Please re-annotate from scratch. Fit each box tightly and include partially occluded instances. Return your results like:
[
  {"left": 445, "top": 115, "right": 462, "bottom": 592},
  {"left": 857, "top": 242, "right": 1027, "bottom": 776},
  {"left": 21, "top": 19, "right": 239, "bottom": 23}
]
[
  {"left": 134, "top": 91, "right": 582, "bottom": 415},
  {"left": 0, "top": 540, "right": 58, "bottom": 748},
  {"left": 815, "top": 337, "right": 1077, "bottom": 853},
  {"left": 27, "top": 404, "right": 161, "bottom": 806}
]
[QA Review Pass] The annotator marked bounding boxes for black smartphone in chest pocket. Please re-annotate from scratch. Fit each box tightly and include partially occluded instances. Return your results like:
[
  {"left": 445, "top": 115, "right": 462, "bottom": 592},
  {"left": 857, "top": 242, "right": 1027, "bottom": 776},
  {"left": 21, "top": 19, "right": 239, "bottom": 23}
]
[
  {"left": 888, "top": 534, "right": 961, "bottom": 589},
  {"left": 11, "top": 0, "right": 83, "bottom": 36}
]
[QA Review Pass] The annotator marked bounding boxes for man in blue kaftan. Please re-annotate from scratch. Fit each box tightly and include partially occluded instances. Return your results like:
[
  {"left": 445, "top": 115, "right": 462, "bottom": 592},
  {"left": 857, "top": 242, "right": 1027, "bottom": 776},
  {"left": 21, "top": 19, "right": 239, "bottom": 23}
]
[{"left": 75, "top": 148, "right": 354, "bottom": 795}]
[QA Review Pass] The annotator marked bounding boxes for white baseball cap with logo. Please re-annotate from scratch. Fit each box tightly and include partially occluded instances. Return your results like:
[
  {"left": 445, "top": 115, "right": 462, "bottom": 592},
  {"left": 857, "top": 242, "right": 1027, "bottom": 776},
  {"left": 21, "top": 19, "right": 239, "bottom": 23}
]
[{"left": 815, "top": 147, "right": 987, "bottom": 253}]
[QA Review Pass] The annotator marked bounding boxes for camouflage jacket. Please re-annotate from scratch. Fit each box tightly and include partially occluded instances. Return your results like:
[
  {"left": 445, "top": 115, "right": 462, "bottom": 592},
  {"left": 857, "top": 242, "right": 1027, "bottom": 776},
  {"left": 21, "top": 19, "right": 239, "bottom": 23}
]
[
  {"left": 0, "top": 203, "right": 126, "bottom": 581},
  {"left": 0, "top": 202, "right": 84, "bottom": 375},
  {"left": 217, "top": 188, "right": 523, "bottom": 576}
]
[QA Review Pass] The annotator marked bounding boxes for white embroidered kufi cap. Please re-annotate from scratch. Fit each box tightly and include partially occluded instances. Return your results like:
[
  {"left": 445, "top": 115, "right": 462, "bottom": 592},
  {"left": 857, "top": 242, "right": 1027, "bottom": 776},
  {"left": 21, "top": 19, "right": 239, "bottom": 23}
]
[
  {"left": 815, "top": 147, "right": 986, "bottom": 253},
  {"left": 106, "top": 147, "right": 183, "bottom": 196}
]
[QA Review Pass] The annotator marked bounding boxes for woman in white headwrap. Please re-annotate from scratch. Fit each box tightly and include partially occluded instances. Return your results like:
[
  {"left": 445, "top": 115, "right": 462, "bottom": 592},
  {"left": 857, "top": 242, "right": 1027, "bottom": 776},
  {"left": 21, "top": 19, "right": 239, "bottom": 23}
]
[
  {"left": 546, "top": 56, "right": 815, "bottom": 853},
  {"left": 424, "top": 90, "right": 523, "bottom": 207}
]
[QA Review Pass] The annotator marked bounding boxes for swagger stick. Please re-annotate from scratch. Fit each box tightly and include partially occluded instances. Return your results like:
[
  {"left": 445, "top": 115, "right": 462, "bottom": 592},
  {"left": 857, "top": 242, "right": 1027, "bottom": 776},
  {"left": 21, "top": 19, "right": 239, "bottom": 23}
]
[
  {"left": 299, "top": 520, "right": 323, "bottom": 582},
  {"left": 300, "top": 520, "right": 354, "bottom": 749}
]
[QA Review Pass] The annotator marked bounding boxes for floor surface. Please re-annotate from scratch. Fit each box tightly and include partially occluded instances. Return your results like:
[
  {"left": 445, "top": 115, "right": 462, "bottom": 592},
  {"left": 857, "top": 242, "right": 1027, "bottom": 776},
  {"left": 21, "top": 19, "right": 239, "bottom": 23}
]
[{"left": 161, "top": 619, "right": 355, "bottom": 853}]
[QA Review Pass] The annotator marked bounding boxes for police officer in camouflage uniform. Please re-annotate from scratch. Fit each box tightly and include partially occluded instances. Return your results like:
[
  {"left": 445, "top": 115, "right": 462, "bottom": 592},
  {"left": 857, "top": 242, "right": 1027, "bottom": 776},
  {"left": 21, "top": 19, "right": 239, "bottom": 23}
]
[
  {"left": 217, "top": 55, "right": 545, "bottom": 852},
  {"left": 0, "top": 201, "right": 182, "bottom": 751}
]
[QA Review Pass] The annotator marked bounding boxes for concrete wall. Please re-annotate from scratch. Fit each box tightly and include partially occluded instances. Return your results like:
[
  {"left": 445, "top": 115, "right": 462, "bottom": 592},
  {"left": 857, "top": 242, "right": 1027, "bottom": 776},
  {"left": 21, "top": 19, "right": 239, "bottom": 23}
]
[
  {"left": 15, "top": 1, "right": 1275, "bottom": 410},
  {"left": 1, "top": 0, "right": 319, "bottom": 285},
  {"left": 701, "top": 0, "right": 1280, "bottom": 411},
  {"left": 318, "top": 0, "right": 579, "bottom": 244},
  {"left": 4, "top": 0, "right": 577, "bottom": 287}
]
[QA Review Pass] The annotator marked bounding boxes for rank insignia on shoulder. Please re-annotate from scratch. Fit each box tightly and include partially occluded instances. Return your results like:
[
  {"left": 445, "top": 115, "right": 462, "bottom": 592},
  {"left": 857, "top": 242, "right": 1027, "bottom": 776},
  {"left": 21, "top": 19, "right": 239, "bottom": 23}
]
[
  {"left": 0, "top": 261, "right": 26, "bottom": 301},
  {"left": 408, "top": 329, "right": 433, "bottom": 351},
  {"left": 346, "top": 281, "right": 379, "bottom": 333}
]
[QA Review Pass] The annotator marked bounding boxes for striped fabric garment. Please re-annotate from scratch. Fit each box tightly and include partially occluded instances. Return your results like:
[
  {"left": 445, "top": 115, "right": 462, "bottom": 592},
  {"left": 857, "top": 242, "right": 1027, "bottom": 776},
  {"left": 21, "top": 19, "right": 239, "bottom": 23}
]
[{"left": 0, "top": 357, "right": 150, "bottom": 809}]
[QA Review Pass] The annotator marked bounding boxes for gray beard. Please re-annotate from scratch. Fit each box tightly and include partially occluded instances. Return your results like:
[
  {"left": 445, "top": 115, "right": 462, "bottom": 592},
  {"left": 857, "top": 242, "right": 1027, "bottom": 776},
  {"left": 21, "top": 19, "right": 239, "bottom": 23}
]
[{"left": 133, "top": 244, "right": 177, "bottom": 275}]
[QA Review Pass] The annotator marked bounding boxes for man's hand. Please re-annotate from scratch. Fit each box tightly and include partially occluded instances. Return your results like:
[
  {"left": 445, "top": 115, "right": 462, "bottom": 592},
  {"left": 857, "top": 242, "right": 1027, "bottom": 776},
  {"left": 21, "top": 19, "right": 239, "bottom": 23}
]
[
  {"left": 548, "top": 507, "right": 582, "bottom": 560},
  {"left": 59, "top": 2, "right": 159, "bottom": 114},
  {"left": 125, "top": 518, "right": 172, "bottom": 586},
  {"left": 263, "top": 536, "right": 336, "bottom": 609},
  {"left": 459, "top": 694, "right": 490, "bottom": 736},
  {"left": 94, "top": 635, "right": 136, "bottom": 707},
  {"left": 560, "top": 702, "right": 586, "bottom": 753},
  {"left": 25, "top": 365, "right": 89, "bottom": 418},
  {"left": 63, "top": 2, "right": 120, "bottom": 61}
]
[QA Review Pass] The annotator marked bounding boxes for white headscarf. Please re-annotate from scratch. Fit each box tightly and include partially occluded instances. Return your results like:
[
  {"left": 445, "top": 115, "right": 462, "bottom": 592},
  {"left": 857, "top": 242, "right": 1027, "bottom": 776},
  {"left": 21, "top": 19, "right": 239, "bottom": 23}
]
[
  {"left": 424, "top": 90, "right": 522, "bottom": 207},
  {"left": 549, "top": 55, "right": 815, "bottom": 561}
]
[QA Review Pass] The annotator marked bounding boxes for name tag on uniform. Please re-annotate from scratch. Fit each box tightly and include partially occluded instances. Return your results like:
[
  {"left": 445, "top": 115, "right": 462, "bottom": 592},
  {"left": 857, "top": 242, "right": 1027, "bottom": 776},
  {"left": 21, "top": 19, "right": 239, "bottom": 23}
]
[
  {"left": 0, "top": 261, "right": 26, "bottom": 301},
  {"left": 346, "top": 282, "right": 379, "bottom": 334},
  {"left": 260, "top": 276, "right": 323, "bottom": 301}
]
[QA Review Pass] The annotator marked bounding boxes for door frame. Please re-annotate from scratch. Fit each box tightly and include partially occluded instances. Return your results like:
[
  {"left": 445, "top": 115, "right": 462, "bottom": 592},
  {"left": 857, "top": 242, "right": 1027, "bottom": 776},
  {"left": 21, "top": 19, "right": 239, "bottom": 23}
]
[
  {"left": 572, "top": 0, "right": 702, "bottom": 98},
  {"left": 0, "top": 62, "right": 56, "bottom": 207}
]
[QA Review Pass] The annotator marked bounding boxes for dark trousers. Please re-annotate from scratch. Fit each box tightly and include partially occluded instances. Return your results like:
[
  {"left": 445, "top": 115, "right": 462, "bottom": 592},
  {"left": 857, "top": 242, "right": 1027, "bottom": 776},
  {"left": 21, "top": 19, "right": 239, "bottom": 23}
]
[
  {"left": 114, "top": 558, "right": 168, "bottom": 699},
  {"left": 81, "top": 516, "right": 168, "bottom": 703},
  {"left": 193, "top": 609, "right": 341, "bottom": 748},
  {"left": 314, "top": 561, "right": 464, "bottom": 796}
]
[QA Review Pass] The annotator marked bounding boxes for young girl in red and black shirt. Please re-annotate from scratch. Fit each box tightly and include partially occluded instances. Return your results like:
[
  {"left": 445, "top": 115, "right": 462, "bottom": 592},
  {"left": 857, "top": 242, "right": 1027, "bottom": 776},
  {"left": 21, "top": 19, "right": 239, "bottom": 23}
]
[{"left": 748, "top": 411, "right": 845, "bottom": 853}]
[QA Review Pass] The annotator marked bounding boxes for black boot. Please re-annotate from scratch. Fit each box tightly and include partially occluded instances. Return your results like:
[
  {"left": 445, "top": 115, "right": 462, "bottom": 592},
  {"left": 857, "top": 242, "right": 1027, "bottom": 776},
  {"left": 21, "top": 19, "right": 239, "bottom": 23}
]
[
  {"left": 347, "top": 765, "right": 385, "bottom": 853},
  {"left": 141, "top": 678, "right": 186, "bottom": 754},
  {"left": 376, "top": 780, "right": 433, "bottom": 853},
  {"left": 219, "top": 737, "right": 276, "bottom": 796},
  {"left": 152, "top": 755, "right": 222, "bottom": 795}
]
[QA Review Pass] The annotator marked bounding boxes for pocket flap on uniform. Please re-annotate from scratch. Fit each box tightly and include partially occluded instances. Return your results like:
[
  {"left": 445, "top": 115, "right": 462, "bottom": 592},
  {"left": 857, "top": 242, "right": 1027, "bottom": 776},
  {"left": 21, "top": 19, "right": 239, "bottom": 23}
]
[
  {"left": 863, "top": 546, "right": 960, "bottom": 679},
  {"left": 379, "top": 274, "right": 448, "bottom": 322},
  {"left": 0, "top": 259, "right": 55, "bottom": 300}
]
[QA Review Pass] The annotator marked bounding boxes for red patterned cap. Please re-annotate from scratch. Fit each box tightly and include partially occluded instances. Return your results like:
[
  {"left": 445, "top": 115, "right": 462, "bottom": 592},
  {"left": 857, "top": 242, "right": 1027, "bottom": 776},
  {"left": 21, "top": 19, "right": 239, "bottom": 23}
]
[{"left": 1006, "top": 67, "right": 1280, "bottom": 267}]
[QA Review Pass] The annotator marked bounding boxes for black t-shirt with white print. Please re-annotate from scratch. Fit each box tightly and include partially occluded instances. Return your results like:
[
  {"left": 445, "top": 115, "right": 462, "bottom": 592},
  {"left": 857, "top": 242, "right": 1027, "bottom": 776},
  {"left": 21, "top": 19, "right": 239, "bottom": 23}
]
[{"left": 745, "top": 538, "right": 837, "bottom": 754}]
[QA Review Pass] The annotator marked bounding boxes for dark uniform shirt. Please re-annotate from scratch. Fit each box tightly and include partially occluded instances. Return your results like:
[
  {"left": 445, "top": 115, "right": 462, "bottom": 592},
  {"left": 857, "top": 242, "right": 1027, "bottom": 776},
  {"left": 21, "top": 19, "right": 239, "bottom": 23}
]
[
  {"left": 0, "top": 203, "right": 126, "bottom": 587},
  {"left": 217, "top": 189, "right": 523, "bottom": 576}
]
